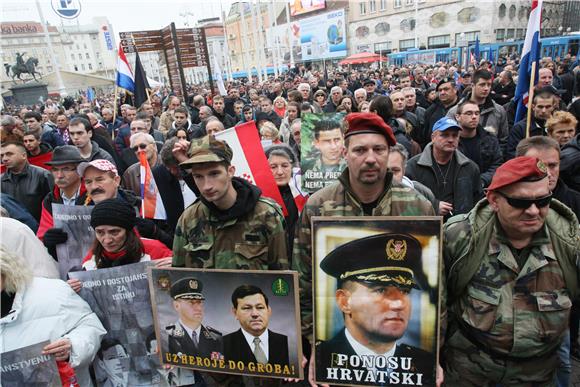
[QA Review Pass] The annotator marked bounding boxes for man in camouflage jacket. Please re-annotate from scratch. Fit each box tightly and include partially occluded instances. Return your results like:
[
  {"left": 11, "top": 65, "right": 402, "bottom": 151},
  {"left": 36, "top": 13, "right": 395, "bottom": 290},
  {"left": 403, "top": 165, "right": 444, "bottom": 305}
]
[
  {"left": 442, "top": 156, "right": 580, "bottom": 386},
  {"left": 292, "top": 113, "right": 435, "bottom": 382},
  {"left": 172, "top": 136, "right": 288, "bottom": 271}
]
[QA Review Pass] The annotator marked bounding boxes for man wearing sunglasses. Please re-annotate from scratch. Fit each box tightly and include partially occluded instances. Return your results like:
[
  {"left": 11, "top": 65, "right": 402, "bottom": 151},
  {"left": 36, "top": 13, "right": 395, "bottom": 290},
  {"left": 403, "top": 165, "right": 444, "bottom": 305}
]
[
  {"left": 442, "top": 156, "right": 580, "bottom": 386},
  {"left": 121, "top": 132, "right": 161, "bottom": 196}
]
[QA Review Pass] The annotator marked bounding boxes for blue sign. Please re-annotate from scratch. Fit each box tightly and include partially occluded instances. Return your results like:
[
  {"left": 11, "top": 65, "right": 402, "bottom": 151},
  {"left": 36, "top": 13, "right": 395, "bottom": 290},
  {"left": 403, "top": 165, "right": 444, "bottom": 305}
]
[
  {"left": 103, "top": 29, "right": 113, "bottom": 51},
  {"left": 51, "top": 0, "right": 81, "bottom": 19}
]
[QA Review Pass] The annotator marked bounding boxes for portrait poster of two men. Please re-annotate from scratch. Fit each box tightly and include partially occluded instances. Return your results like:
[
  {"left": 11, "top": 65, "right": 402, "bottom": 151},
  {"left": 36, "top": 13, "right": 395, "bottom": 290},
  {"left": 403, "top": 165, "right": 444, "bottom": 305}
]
[
  {"left": 149, "top": 268, "right": 303, "bottom": 380},
  {"left": 313, "top": 217, "right": 442, "bottom": 386}
]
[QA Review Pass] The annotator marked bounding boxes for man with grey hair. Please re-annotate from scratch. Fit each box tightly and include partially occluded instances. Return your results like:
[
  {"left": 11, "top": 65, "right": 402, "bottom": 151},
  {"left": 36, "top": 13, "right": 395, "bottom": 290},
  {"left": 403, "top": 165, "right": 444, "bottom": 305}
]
[
  {"left": 354, "top": 88, "right": 367, "bottom": 108},
  {"left": 298, "top": 83, "right": 311, "bottom": 102},
  {"left": 324, "top": 86, "right": 343, "bottom": 113},
  {"left": 190, "top": 106, "right": 214, "bottom": 139},
  {"left": 121, "top": 132, "right": 160, "bottom": 195},
  {"left": 387, "top": 143, "right": 436, "bottom": 211},
  {"left": 205, "top": 117, "right": 226, "bottom": 136},
  {"left": 402, "top": 86, "right": 426, "bottom": 130}
]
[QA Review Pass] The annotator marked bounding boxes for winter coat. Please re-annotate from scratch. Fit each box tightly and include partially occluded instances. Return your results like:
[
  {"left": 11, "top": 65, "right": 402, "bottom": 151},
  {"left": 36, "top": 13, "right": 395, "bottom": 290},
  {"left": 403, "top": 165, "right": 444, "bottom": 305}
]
[{"left": 0, "top": 277, "right": 106, "bottom": 386}]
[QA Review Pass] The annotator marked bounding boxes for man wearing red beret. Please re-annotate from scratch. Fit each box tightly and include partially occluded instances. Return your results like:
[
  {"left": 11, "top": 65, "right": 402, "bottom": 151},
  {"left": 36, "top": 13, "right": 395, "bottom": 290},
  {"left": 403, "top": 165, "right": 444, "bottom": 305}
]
[
  {"left": 292, "top": 112, "right": 436, "bottom": 385},
  {"left": 442, "top": 156, "right": 580, "bottom": 386}
]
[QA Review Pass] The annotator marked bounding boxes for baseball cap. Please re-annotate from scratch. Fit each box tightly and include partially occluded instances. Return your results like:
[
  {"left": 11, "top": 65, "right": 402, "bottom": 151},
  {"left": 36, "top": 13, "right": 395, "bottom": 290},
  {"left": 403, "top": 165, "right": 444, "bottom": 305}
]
[
  {"left": 77, "top": 159, "right": 119, "bottom": 177},
  {"left": 432, "top": 117, "right": 462, "bottom": 133}
]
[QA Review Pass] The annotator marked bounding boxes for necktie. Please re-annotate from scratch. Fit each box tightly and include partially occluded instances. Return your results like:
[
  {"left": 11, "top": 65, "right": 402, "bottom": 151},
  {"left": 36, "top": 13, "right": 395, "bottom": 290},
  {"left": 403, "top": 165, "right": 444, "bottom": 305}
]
[
  {"left": 253, "top": 337, "right": 267, "bottom": 364},
  {"left": 191, "top": 331, "right": 199, "bottom": 348}
]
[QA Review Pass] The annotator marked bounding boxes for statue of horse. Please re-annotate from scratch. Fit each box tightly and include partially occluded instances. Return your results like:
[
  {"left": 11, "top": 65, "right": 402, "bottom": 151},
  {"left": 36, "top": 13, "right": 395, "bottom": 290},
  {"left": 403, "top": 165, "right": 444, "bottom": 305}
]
[{"left": 4, "top": 58, "right": 41, "bottom": 82}]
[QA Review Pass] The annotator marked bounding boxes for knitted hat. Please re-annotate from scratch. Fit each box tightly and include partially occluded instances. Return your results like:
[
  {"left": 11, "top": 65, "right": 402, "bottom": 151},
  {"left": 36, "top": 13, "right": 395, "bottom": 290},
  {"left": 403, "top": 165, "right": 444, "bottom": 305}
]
[{"left": 90, "top": 199, "right": 136, "bottom": 230}]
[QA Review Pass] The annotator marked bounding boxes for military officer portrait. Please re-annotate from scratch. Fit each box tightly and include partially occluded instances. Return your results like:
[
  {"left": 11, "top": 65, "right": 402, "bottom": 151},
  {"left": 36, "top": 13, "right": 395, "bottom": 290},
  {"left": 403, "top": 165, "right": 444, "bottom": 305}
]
[
  {"left": 165, "top": 277, "right": 224, "bottom": 360},
  {"left": 315, "top": 233, "right": 435, "bottom": 386}
]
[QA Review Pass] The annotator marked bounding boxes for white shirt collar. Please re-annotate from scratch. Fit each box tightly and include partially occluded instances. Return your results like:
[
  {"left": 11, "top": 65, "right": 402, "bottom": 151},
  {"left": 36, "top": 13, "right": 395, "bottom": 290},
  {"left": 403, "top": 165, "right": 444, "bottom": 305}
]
[
  {"left": 179, "top": 320, "right": 201, "bottom": 342},
  {"left": 241, "top": 328, "right": 269, "bottom": 361},
  {"left": 344, "top": 328, "right": 397, "bottom": 372}
]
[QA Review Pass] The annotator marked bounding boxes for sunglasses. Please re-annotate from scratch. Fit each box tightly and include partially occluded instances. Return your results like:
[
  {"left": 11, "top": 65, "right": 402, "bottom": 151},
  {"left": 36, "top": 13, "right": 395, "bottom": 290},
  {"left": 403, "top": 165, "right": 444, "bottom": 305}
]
[
  {"left": 496, "top": 191, "right": 552, "bottom": 209},
  {"left": 132, "top": 143, "right": 149, "bottom": 152}
]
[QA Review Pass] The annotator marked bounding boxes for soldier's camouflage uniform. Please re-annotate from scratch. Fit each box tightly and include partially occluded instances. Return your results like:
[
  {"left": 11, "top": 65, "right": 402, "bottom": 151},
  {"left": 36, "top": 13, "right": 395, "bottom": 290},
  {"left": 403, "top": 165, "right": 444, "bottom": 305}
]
[
  {"left": 172, "top": 188, "right": 288, "bottom": 271},
  {"left": 443, "top": 198, "right": 580, "bottom": 386},
  {"left": 292, "top": 168, "right": 435, "bottom": 340}
]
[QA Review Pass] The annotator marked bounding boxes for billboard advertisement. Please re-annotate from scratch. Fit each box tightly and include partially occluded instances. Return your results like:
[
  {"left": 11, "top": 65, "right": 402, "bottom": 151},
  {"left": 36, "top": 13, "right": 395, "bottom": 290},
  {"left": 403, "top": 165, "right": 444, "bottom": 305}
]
[
  {"left": 290, "top": 0, "right": 326, "bottom": 16},
  {"left": 298, "top": 9, "right": 346, "bottom": 61}
]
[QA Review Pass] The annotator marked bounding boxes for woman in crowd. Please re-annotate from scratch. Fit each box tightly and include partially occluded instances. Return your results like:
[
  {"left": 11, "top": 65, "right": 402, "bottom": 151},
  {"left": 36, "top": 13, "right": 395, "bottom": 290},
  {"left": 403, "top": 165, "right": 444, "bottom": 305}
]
[
  {"left": 265, "top": 144, "right": 306, "bottom": 259},
  {"left": 313, "top": 90, "right": 327, "bottom": 111},
  {"left": 167, "top": 128, "right": 189, "bottom": 141},
  {"left": 0, "top": 247, "right": 106, "bottom": 386},
  {"left": 339, "top": 95, "right": 357, "bottom": 113},
  {"left": 279, "top": 101, "right": 301, "bottom": 144},
  {"left": 358, "top": 100, "right": 370, "bottom": 112},
  {"left": 273, "top": 96, "right": 287, "bottom": 118},
  {"left": 259, "top": 121, "right": 282, "bottom": 144}
]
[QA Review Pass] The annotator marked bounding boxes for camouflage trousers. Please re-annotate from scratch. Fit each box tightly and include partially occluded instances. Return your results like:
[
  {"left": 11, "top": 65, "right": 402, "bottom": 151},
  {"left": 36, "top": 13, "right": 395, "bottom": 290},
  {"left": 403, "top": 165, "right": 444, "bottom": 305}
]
[{"left": 443, "top": 330, "right": 558, "bottom": 387}]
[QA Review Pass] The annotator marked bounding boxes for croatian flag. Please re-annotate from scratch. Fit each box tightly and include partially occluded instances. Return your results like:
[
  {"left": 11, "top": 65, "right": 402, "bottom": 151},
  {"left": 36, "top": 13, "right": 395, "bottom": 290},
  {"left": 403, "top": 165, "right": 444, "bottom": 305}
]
[
  {"left": 215, "top": 121, "right": 288, "bottom": 215},
  {"left": 116, "top": 44, "right": 135, "bottom": 93},
  {"left": 514, "top": 0, "right": 543, "bottom": 123},
  {"left": 139, "top": 151, "right": 166, "bottom": 220}
]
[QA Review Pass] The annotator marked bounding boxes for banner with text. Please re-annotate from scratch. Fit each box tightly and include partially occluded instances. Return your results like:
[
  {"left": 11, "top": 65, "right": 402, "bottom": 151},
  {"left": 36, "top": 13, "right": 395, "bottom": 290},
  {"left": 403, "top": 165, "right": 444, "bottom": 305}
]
[{"left": 0, "top": 341, "right": 61, "bottom": 386}]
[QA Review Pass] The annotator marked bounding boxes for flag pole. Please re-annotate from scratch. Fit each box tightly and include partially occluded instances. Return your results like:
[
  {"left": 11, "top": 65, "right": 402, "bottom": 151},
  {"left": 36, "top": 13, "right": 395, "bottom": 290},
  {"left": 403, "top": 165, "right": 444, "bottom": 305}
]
[
  {"left": 525, "top": 61, "right": 537, "bottom": 138},
  {"left": 112, "top": 85, "right": 119, "bottom": 140}
]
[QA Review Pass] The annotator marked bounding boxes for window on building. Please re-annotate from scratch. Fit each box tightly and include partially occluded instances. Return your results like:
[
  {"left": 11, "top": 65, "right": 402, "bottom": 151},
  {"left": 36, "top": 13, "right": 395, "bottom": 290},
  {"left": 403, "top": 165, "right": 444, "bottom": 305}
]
[
  {"left": 509, "top": 4, "right": 516, "bottom": 19},
  {"left": 74, "top": 65, "right": 78, "bottom": 71},
  {"left": 92, "top": 35, "right": 97, "bottom": 40},
  {"left": 379, "top": 0, "right": 386, "bottom": 10},
  {"left": 506, "top": 28, "right": 515, "bottom": 39},
  {"left": 76, "top": 44, "right": 80, "bottom": 50},
  {"left": 455, "top": 31, "right": 479, "bottom": 44},
  {"left": 499, "top": 4, "right": 506, "bottom": 18},
  {"left": 496, "top": 29, "right": 505, "bottom": 41},
  {"left": 375, "top": 22, "right": 390, "bottom": 36},
  {"left": 374, "top": 41, "right": 392, "bottom": 54},
  {"left": 360, "top": 2, "right": 366, "bottom": 15},
  {"left": 516, "top": 29, "right": 524, "bottom": 39},
  {"left": 78, "top": 53, "right": 82, "bottom": 59},
  {"left": 83, "top": 43, "right": 87, "bottom": 49},
  {"left": 85, "top": 53, "right": 90, "bottom": 59},
  {"left": 428, "top": 35, "right": 450, "bottom": 49},
  {"left": 369, "top": 0, "right": 376, "bottom": 13},
  {"left": 399, "top": 38, "right": 415, "bottom": 51},
  {"left": 88, "top": 63, "right": 93, "bottom": 70},
  {"left": 394, "top": 0, "right": 402, "bottom": 8},
  {"left": 406, "top": 0, "right": 414, "bottom": 5},
  {"left": 96, "top": 52, "right": 100, "bottom": 58},
  {"left": 81, "top": 64, "right": 85, "bottom": 71}
]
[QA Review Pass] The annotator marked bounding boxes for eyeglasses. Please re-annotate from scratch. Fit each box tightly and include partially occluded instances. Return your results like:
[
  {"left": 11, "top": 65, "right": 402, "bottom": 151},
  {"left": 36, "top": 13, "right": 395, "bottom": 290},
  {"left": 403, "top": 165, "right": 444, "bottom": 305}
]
[
  {"left": 496, "top": 191, "right": 552, "bottom": 209},
  {"left": 132, "top": 143, "right": 149, "bottom": 152}
]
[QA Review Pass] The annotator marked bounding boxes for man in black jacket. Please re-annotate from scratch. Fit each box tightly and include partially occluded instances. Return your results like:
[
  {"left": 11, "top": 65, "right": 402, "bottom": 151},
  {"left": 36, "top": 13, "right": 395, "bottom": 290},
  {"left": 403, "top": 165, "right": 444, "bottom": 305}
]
[
  {"left": 211, "top": 95, "right": 237, "bottom": 128},
  {"left": 491, "top": 71, "right": 515, "bottom": 106},
  {"left": 422, "top": 78, "right": 459, "bottom": 149},
  {"left": 455, "top": 101, "right": 503, "bottom": 188},
  {"left": 506, "top": 89, "right": 556, "bottom": 160},
  {"left": 1, "top": 142, "right": 53, "bottom": 221}
]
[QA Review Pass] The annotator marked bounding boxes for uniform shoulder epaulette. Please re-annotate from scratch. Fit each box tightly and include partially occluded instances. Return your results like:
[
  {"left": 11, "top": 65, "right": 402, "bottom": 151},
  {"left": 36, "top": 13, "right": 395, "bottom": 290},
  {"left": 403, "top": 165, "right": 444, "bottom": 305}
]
[
  {"left": 205, "top": 325, "right": 222, "bottom": 336},
  {"left": 166, "top": 324, "right": 185, "bottom": 338},
  {"left": 257, "top": 197, "right": 285, "bottom": 218}
]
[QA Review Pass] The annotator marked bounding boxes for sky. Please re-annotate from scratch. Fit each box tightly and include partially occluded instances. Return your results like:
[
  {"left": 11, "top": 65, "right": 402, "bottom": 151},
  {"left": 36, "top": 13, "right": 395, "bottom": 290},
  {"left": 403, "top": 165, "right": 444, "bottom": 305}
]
[{"left": 2, "top": 0, "right": 234, "bottom": 37}]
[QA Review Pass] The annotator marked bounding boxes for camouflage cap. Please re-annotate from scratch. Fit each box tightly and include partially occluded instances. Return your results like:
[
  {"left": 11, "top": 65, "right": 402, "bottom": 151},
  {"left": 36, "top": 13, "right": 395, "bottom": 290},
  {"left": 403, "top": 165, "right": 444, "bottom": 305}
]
[
  {"left": 170, "top": 277, "right": 205, "bottom": 300},
  {"left": 179, "top": 135, "right": 233, "bottom": 168},
  {"left": 320, "top": 233, "right": 422, "bottom": 289}
]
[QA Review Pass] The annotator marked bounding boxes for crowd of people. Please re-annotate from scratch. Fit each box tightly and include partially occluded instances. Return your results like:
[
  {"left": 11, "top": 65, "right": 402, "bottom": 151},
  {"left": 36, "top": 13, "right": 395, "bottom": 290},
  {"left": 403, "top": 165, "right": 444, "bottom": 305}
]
[{"left": 1, "top": 50, "right": 580, "bottom": 387}]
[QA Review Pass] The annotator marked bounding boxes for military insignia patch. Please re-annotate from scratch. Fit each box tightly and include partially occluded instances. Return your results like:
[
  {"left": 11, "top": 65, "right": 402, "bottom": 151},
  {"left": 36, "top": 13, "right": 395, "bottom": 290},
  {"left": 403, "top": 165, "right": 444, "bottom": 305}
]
[
  {"left": 157, "top": 275, "right": 170, "bottom": 290},
  {"left": 386, "top": 239, "right": 407, "bottom": 261},
  {"left": 272, "top": 278, "right": 289, "bottom": 296},
  {"left": 537, "top": 159, "right": 547, "bottom": 173},
  {"left": 189, "top": 279, "right": 198, "bottom": 290}
]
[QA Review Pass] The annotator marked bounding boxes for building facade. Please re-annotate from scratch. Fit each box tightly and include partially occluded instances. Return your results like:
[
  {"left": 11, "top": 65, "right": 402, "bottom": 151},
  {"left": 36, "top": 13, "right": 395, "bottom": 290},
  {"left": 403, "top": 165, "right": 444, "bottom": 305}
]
[
  {"left": 347, "top": 0, "right": 567, "bottom": 55},
  {"left": 1, "top": 18, "right": 116, "bottom": 95}
]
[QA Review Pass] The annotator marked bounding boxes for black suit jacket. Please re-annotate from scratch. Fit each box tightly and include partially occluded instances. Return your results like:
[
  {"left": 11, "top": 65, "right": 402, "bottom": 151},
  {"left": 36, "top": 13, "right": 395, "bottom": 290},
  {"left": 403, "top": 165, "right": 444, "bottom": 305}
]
[
  {"left": 151, "top": 165, "right": 195, "bottom": 233},
  {"left": 316, "top": 328, "right": 434, "bottom": 386},
  {"left": 223, "top": 329, "right": 289, "bottom": 366},
  {"left": 167, "top": 323, "right": 223, "bottom": 359}
]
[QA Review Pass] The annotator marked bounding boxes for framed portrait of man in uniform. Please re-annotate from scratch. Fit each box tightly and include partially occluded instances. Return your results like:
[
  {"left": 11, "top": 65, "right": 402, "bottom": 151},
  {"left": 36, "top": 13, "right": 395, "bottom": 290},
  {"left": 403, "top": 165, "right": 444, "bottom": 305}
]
[
  {"left": 300, "top": 112, "right": 347, "bottom": 193},
  {"left": 149, "top": 268, "right": 303, "bottom": 380},
  {"left": 312, "top": 217, "right": 442, "bottom": 386}
]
